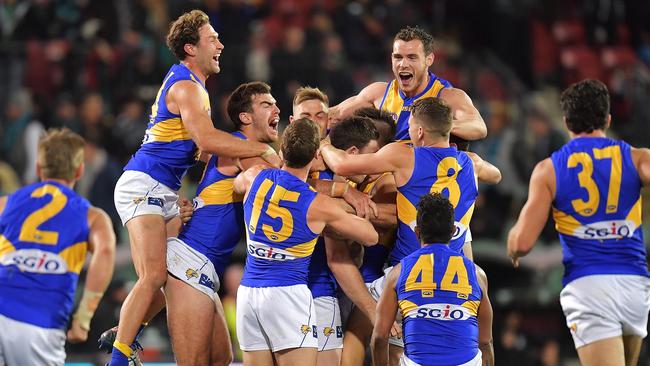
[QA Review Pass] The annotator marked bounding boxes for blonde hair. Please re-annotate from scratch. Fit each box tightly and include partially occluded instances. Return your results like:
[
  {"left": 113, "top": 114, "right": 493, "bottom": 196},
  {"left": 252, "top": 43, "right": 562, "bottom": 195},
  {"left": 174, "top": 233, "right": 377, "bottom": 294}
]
[
  {"left": 293, "top": 86, "right": 329, "bottom": 107},
  {"left": 37, "top": 128, "right": 85, "bottom": 181}
]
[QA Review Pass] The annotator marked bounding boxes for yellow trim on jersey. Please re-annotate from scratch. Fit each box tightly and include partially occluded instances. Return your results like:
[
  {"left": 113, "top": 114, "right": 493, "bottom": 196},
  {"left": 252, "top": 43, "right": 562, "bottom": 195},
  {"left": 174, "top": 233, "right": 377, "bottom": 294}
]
[
  {"left": 362, "top": 173, "right": 391, "bottom": 195},
  {"left": 381, "top": 78, "right": 448, "bottom": 120},
  {"left": 625, "top": 197, "right": 642, "bottom": 227},
  {"left": 148, "top": 118, "right": 191, "bottom": 142},
  {"left": 198, "top": 178, "right": 243, "bottom": 205},
  {"left": 58, "top": 241, "right": 88, "bottom": 274},
  {"left": 552, "top": 208, "right": 582, "bottom": 235},
  {"left": 459, "top": 203, "right": 475, "bottom": 227},
  {"left": 461, "top": 300, "right": 480, "bottom": 316},
  {"left": 0, "top": 235, "right": 15, "bottom": 257},
  {"left": 398, "top": 299, "right": 419, "bottom": 318},
  {"left": 284, "top": 237, "right": 319, "bottom": 258},
  {"left": 396, "top": 191, "right": 417, "bottom": 230}
]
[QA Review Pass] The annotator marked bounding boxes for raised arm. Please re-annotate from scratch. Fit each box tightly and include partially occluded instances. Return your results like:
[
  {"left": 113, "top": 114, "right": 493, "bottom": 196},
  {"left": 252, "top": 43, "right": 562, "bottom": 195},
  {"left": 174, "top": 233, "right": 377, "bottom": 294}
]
[
  {"left": 507, "top": 158, "right": 555, "bottom": 267},
  {"left": 440, "top": 87, "right": 487, "bottom": 140},
  {"left": 467, "top": 152, "right": 502, "bottom": 185},
  {"left": 371, "top": 262, "right": 400, "bottom": 366},
  {"left": 476, "top": 265, "right": 494, "bottom": 366},
  {"left": 171, "top": 80, "right": 274, "bottom": 159},
  {"left": 319, "top": 141, "right": 407, "bottom": 178},
  {"left": 68, "top": 207, "right": 116, "bottom": 343},
  {"left": 329, "top": 82, "right": 387, "bottom": 126}
]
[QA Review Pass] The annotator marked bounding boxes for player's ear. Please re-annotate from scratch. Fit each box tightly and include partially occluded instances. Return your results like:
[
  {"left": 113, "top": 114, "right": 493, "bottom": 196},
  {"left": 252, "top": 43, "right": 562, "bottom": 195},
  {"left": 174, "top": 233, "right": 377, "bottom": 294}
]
[
  {"left": 184, "top": 43, "right": 197, "bottom": 57},
  {"left": 414, "top": 225, "right": 422, "bottom": 241},
  {"left": 426, "top": 52, "right": 434, "bottom": 67},
  {"left": 345, "top": 146, "right": 359, "bottom": 155},
  {"left": 239, "top": 112, "right": 253, "bottom": 126},
  {"left": 75, "top": 162, "right": 85, "bottom": 181},
  {"left": 289, "top": 115, "right": 295, "bottom": 124},
  {"left": 605, "top": 114, "right": 611, "bottom": 130},
  {"left": 418, "top": 126, "right": 425, "bottom": 141}
]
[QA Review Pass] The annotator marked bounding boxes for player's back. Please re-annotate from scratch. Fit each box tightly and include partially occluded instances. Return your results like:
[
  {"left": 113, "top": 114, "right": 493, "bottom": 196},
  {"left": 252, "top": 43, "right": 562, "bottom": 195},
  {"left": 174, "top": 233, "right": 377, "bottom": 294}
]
[
  {"left": 392, "top": 146, "right": 477, "bottom": 265},
  {"left": 551, "top": 137, "right": 649, "bottom": 286},
  {"left": 125, "top": 63, "right": 211, "bottom": 191},
  {"left": 0, "top": 181, "right": 90, "bottom": 329},
  {"left": 241, "top": 169, "right": 319, "bottom": 287},
  {"left": 380, "top": 72, "right": 451, "bottom": 142},
  {"left": 397, "top": 244, "right": 482, "bottom": 365},
  {"left": 177, "top": 131, "right": 246, "bottom": 277}
]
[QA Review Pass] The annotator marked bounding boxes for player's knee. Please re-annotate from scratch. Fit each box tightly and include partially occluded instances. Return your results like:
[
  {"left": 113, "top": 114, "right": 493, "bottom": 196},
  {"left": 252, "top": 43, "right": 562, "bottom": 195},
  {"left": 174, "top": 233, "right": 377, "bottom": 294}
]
[
  {"left": 139, "top": 266, "right": 168, "bottom": 289},
  {"left": 210, "top": 348, "right": 233, "bottom": 366}
]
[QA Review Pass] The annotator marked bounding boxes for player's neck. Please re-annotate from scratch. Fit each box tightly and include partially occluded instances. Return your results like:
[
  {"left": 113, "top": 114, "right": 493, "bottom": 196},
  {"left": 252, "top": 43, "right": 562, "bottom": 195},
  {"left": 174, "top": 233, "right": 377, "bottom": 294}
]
[
  {"left": 419, "top": 135, "right": 450, "bottom": 148},
  {"left": 282, "top": 165, "right": 310, "bottom": 182},
  {"left": 403, "top": 72, "right": 431, "bottom": 98},
  {"left": 41, "top": 178, "right": 75, "bottom": 189},
  {"left": 570, "top": 129, "right": 607, "bottom": 139},
  {"left": 180, "top": 60, "right": 207, "bottom": 84}
]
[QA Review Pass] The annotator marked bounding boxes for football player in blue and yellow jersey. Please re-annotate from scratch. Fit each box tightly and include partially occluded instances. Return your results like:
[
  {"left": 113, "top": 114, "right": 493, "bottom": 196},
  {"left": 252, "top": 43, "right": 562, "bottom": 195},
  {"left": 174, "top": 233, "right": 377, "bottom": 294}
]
[
  {"left": 329, "top": 26, "right": 486, "bottom": 143},
  {"left": 0, "top": 129, "right": 116, "bottom": 366},
  {"left": 233, "top": 119, "right": 378, "bottom": 366},
  {"left": 372, "top": 193, "right": 494, "bottom": 366},
  {"left": 109, "top": 10, "right": 281, "bottom": 366},
  {"left": 508, "top": 79, "right": 650, "bottom": 366}
]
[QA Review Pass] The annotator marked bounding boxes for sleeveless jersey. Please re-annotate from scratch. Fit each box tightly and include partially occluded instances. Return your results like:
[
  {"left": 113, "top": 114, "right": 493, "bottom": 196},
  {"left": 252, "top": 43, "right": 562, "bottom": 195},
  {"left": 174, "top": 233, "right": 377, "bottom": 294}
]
[
  {"left": 0, "top": 181, "right": 90, "bottom": 329},
  {"left": 392, "top": 146, "right": 477, "bottom": 265},
  {"left": 379, "top": 71, "right": 451, "bottom": 142},
  {"left": 177, "top": 131, "right": 246, "bottom": 277},
  {"left": 550, "top": 137, "right": 649, "bottom": 286},
  {"left": 307, "top": 169, "right": 338, "bottom": 298},
  {"left": 397, "top": 244, "right": 482, "bottom": 366},
  {"left": 241, "top": 169, "right": 319, "bottom": 287},
  {"left": 359, "top": 173, "right": 390, "bottom": 283},
  {"left": 125, "top": 63, "right": 211, "bottom": 190}
]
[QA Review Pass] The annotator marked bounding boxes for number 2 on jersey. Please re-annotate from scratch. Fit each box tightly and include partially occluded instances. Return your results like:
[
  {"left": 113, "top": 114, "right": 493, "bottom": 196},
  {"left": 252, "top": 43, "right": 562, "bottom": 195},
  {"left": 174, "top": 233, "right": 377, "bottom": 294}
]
[
  {"left": 567, "top": 145, "right": 622, "bottom": 216},
  {"left": 248, "top": 179, "right": 300, "bottom": 242},
  {"left": 405, "top": 254, "right": 472, "bottom": 298},
  {"left": 19, "top": 184, "right": 67, "bottom": 245}
]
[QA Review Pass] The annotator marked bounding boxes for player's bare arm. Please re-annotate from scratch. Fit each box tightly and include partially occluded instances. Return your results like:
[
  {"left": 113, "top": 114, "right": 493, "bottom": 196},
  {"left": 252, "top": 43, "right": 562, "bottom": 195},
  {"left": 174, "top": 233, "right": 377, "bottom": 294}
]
[
  {"left": 233, "top": 165, "right": 268, "bottom": 197},
  {"left": 320, "top": 141, "right": 410, "bottom": 181},
  {"left": 68, "top": 207, "right": 116, "bottom": 343},
  {"left": 476, "top": 266, "right": 494, "bottom": 366},
  {"left": 169, "top": 80, "right": 273, "bottom": 159},
  {"left": 507, "top": 158, "right": 555, "bottom": 267},
  {"left": 308, "top": 178, "right": 377, "bottom": 219},
  {"left": 329, "top": 82, "right": 387, "bottom": 125},
  {"left": 631, "top": 147, "right": 650, "bottom": 185},
  {"left": 467, "top": 152, "right": 502, "bottom": 184},
  {"left": 439, "top": 87, "right": 487, "bottom": 140},
  {"left": 370, "top": 262, "right": 401, "bottom": 366},
  {"left": 309, "top": 194, "right": 378, "bottom": 246}
]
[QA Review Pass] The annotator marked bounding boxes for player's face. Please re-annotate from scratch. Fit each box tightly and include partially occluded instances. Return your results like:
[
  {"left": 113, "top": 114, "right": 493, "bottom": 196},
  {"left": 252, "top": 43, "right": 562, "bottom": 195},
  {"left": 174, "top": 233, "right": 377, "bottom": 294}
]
[
  {"left": 195, "top": 24, "right": 224, "bottom": 75},
  {"left": 248, "top": 93, "right": 280, "bottom": 143},
  {"left": 391, "top": 40, "right": 434, "bottom": 95},
  {"left": 292, "top": 99, "right": 329, "bottom": 138},
  {"left": 359, "top": 139, "right": 380, "bottom": 155}
]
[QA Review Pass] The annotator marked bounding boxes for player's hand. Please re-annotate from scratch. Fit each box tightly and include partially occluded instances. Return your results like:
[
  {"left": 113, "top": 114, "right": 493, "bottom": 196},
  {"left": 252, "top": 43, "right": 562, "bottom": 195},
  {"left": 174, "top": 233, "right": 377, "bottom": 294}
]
[
  {"left": 261, "top": 149, "right": 282, "bottom": 168},
  {"left": 343, "top": 187, "right": 377, "bottom": 219},
  {"left": 390, "top": 321, "right": 402, "bottom": 339},
  {"left": 67, "top": 318, "right": 89, "bottom": 343},
  {"left": 178, "top": 198, "right": 193, "bottom": 224},
  {"left": 328, "top": 106, "right": 342, "bottom": 130}
]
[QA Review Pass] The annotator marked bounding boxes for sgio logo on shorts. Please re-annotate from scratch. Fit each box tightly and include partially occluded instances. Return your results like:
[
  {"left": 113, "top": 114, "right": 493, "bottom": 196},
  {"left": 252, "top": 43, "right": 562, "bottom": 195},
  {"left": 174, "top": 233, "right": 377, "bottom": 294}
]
[
  {"left": 410, "top": 304, "right": 473, "bottom": 321},
  {"left": 573, "top": 220, "right": 637, "bottom": 240},
  {"left": 1, "top": 249, "right": 68, "bottom": 274},
  {"left": 247, "top": 240, "right": 296, "bottom": 261}
]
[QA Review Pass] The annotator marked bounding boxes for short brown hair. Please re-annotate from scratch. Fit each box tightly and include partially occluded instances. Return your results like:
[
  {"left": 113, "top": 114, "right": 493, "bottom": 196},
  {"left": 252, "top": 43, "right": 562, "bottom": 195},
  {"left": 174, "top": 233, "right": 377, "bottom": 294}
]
[
  {"left": 38, "top": 128, "right": 85, "bottom": 181},
  {"left": 353, "top": 107, "right": 396, "bottom": 146},
  {"left": 281, "top": 118, "right": 320, "bottom": 168},
  {"left": 395, "top": 26, "right": 434, "bottom": 55},
  {"left": 330, "top": 116, "right": 379, "bottom": 151},
  {"left": 166, "top": 10, "right": 210, "bottom": 60},
  {"left": 227, "top": 82, "right": 272, "bottom": 130},
  {"left": 411, "top": 97, "right": 452, "bottom": 137},
  {"left": 293, "top": 86, "right": 329, "bottom": 107}
]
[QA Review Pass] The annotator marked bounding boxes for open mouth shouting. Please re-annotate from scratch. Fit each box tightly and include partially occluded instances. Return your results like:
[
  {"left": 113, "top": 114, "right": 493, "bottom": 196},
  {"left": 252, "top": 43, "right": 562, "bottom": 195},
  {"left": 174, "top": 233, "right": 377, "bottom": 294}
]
[
  {"left": 268, "top": 116, "right": 280, "bottom": 137},
  {"left": 398, "top": 71, "right": 414, "bottom": 87}
]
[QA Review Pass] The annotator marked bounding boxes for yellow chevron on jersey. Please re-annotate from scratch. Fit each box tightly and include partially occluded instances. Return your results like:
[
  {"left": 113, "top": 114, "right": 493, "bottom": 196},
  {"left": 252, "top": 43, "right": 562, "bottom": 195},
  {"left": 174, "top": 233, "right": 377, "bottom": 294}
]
[
  {"left": 147, "top": 117, "right": 191, "bottom": 143},
  {"left": 0, "top": 235, "right": 14, "bottom": 257},
  {"left": 58, "top": 241, "right": 88, "bottom": 274},
  {"left": 284, "top": 237, "right": 319, "bottom": 258},
  {"left": 197, "top": 178, "right": 243, "bottom": 205}
]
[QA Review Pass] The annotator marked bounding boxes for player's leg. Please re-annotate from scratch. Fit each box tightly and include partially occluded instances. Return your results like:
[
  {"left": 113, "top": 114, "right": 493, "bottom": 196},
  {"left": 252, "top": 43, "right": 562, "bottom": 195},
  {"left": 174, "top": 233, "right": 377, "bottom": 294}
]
[
  {"left": 243, "top": 350, "right": 274, "bottom": 366},
  {"left": 165, "top": 274, "right": 213, "bottom": 365},
  {"left": 576, "top": 336, "right": 625, "bottom": 366},
  {"left": 314, "top": 296, "right": 343, "bottom": 366},
  {"left": 389, "top": 344, "right": 404, "bottom": 366},
  {"left": 208, "top": 296, "right": 234, "bottom": 366},
  {"left": 275, "top": 347, "right": 318, "bottom": 366},
  {"left": 622, "top": 335, "right": 642, "bottom": 366},
  {"left": 237, "top": 285, "right": 276, "bottom": 366},
  {"left": 340, "top": 307, "right": 372, "bottom": 366}
]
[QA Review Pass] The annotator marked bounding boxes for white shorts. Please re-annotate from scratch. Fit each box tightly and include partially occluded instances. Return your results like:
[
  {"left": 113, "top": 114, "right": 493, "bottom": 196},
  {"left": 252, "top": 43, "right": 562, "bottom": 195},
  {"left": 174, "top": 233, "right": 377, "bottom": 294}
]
[
  {"left": 167, "top": 237, "right": 220, "bottom": 301},
  {"left": 0, "top": 314, "right": 66, "bottom": 366},
  {"left": 400, "top": 350, "right": 481, "bottom": 366},
  {"left": 114, "top": 170, "right": 179, "bottom": 225},
  {"left": 237, "top": 284, "right": 318, "bottom": 352},
  {"left": 369, "top": 267, "right": 404, "bottom": 347},
  {"left": 314, "top": 296, "right": 343, "bottom": 351},
  {"left": 560, "top": 274, "right": 650, "bottom": 348}
]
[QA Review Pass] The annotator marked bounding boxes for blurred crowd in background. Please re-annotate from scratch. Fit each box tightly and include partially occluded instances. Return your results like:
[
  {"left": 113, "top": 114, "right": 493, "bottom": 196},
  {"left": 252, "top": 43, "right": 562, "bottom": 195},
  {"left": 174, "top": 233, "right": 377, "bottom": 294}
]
[{"left": 1, "top": 0, "right": 650, "bottom": 365}]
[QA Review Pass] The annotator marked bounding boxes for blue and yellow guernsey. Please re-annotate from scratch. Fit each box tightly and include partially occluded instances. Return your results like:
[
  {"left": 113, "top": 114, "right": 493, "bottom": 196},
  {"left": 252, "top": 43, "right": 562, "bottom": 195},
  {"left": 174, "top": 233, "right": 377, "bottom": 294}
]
[
  {"left": 0, "top": 181, "right": 90, "bottom": 329},
  {"left": 397, "top": 244, "right": 482, "bottom": 365},
  {"left": 125, "top": 63, "right": 211, "bottom": 191},
  {"left": 379, "top": 71, "right": 451, "bottom": 142},
  {"left": 241, "top": 169, "right": 319, "bottom": 287},
  {"left": 392, "top": 146, "right": 477, "bottom": 265},
  {"left": 307, "top": 168, "right": 338, "bottom": 298},
  {"left": 359, "top": 174, "right": 390, "bottom": 283},
  {"left": 177, "top": 132, "right": 246, "bottom": 277},
  {"left": 550, "top": 137, "right": 649, "bottom": 286}
]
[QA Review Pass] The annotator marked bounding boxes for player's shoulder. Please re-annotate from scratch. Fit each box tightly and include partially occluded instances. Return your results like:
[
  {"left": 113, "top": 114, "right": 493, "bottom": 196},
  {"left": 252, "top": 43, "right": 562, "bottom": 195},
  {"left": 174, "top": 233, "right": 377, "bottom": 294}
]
[{"left": 360, "top": 81, "right": 390, "bottom": 100}]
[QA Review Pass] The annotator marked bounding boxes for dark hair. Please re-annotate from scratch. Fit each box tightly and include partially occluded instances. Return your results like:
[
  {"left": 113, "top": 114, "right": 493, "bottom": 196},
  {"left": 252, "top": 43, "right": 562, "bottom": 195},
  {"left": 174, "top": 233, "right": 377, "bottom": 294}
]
[
  {"left": 281, "top": 118, "right": 320, "bottom": 168},
  {"left": 166, "top": 10, "right": 210, "bottom": 60},
  {"left": 410, "top": 97, "right": 452, "bottom": 137},
  {"left": 560, "top": 79, "right": 610, "bottom": 134},
  {"left": 395, "top": 26, "right": 434, "bottom": 55},
  {"left": 227, "top": 82, "right": 272, "bottom": 130},
  {"left": 353, "top": 107, "right": 395, "bottom": 146},
  {"left": 416, "top": 192, "right": 455, "bottom": 244},
  {"left": 449, "top": 135, "right": 470, "bottom": 151},
  {"left": 329, "top": 116, "right": 379, "bottom": 151}
]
